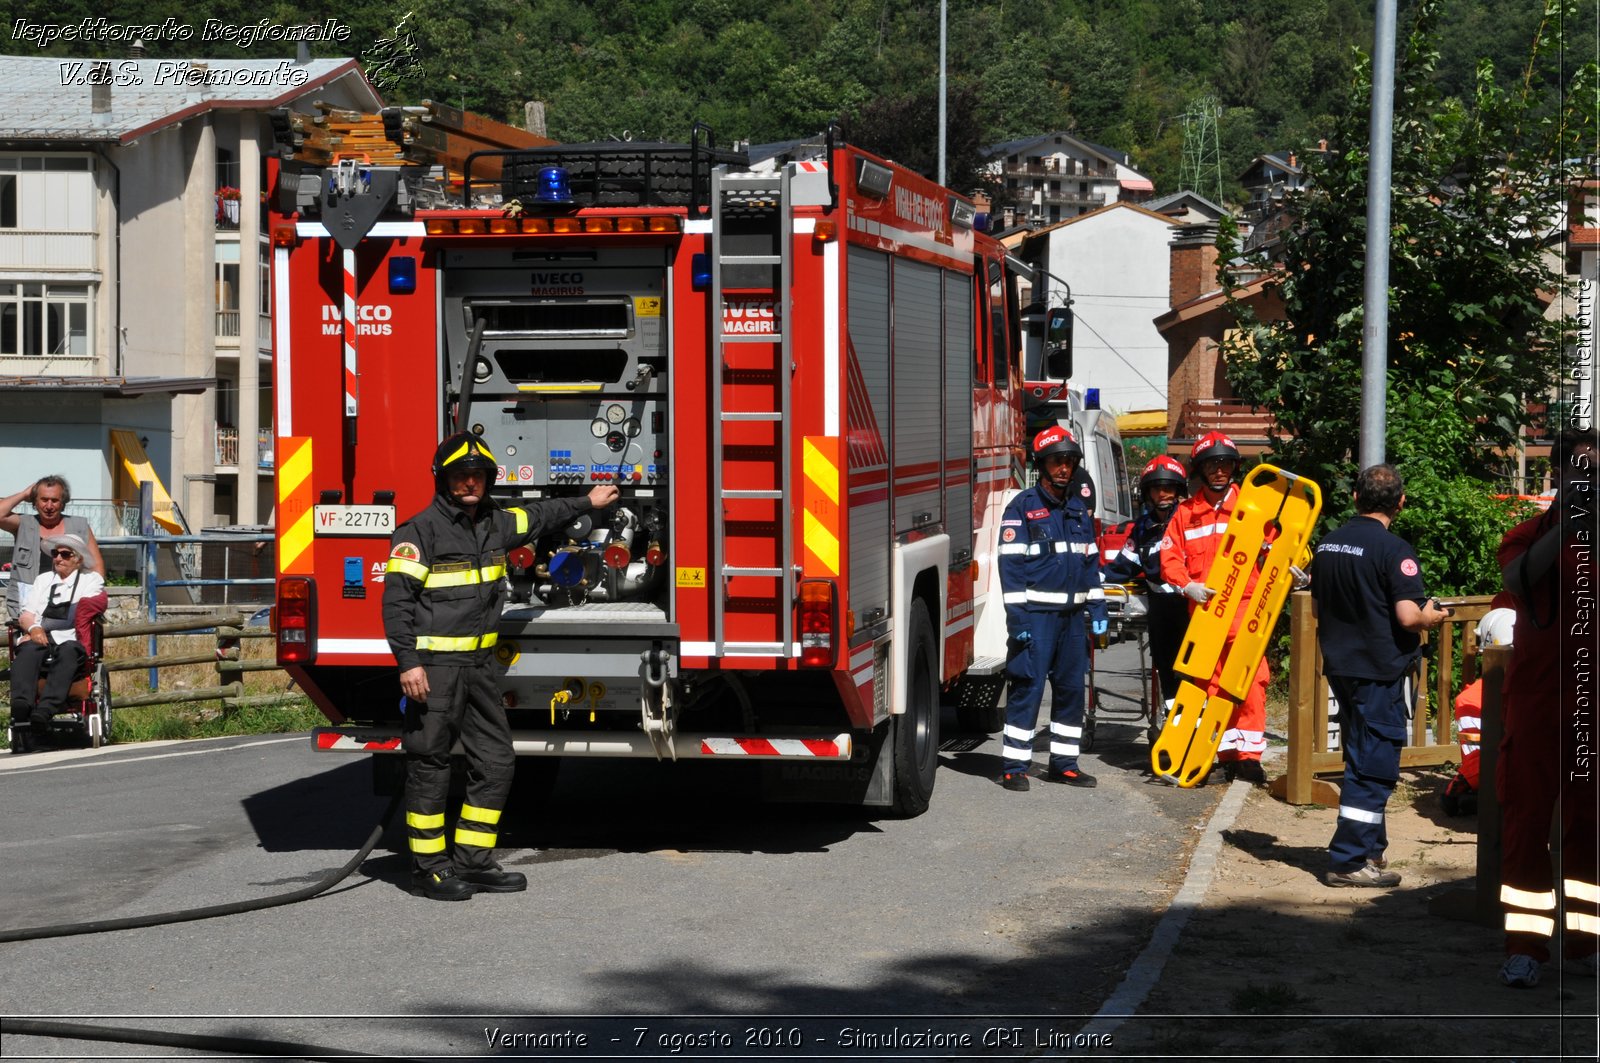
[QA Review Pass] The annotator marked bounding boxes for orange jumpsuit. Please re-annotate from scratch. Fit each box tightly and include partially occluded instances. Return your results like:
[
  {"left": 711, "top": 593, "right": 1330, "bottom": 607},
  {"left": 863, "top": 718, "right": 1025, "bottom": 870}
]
[{"left": 1158, "top": 484, "right": 1269, "bottom": 764}]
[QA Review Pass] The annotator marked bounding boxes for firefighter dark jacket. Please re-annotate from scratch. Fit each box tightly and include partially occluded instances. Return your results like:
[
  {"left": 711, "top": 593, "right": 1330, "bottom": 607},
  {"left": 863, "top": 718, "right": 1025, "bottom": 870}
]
[{"left": 382, "top": 492, "right": 593, "bottom": 670}]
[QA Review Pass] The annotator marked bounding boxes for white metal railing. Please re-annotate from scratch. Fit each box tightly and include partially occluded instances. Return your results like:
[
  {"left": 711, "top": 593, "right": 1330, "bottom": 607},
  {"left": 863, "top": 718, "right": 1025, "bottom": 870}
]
[
  {"left": 0, "top": 354, "right": 96, "bottom": 375},
  {"left": 215, "top": 426, "right": 239, "bottom": 466},
  {"left": 215, "top": 310, "right": 240, "bottom": 339},
  {"left": 0, "top": 229, "right": 97, "bottom": 270},
  {"left": 213, "top": 428, "right": 275, "bottom": 469}
]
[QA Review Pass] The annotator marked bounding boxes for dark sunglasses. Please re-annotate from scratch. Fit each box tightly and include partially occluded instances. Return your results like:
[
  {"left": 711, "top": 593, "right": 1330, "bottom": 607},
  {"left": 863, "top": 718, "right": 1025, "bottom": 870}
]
[{"left": 50, "top": 548, "right": 79, "bottom": 558}]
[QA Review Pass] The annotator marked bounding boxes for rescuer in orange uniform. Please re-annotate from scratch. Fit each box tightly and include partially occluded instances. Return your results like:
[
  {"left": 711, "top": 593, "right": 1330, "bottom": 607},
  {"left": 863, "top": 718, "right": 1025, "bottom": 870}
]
[{"left": 1158, "top": 431, "right": 1268, "bottom": 784}]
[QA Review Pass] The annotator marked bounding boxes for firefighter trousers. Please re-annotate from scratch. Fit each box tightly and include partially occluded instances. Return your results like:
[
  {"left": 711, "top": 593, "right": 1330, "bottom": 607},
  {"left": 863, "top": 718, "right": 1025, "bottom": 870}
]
[
  {"left": 1215, "top": 646, "right": 1268, "bottom": 764},
  {"left": 1326, "top": 674, "right": 1406, "bottom": 873},
  {"left": 1002, "top": 608, "right": 1087, "bottom": 776},
  {"left": 1498, "top": 701, "right": 1600, "bottom": 964},
  {"left": 402, "top": 664, "right": 515, "bottom": 875}
]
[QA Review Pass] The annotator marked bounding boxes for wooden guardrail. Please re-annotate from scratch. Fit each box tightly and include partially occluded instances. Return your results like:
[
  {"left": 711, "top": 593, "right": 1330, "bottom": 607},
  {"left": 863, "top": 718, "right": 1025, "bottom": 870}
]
[
  {"left": 100, "top": 610, "right": 300, "bottom": 713},
  {"left": 1274, "top": 591, "right": 1496, "bottom": 805}
]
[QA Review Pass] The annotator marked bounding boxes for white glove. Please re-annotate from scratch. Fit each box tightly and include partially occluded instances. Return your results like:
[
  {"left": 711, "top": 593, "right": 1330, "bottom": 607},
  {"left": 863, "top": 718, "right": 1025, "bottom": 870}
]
[
  {"left": 1289, "top": 565, "right": 1311, "bottom": 590},
  {"left": 1183, "top": 582, "right": 1214, "bottom": 605}
]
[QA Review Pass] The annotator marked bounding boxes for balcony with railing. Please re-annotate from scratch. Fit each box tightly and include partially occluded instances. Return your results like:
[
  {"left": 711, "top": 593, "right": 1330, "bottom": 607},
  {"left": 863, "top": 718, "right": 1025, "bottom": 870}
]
[
  {"left": 998, "top": 186, "right": 1107, "bottom": 211},
  {"left": 1001, "top": 158, "right": 1115, "bottom": 180},
  {"left": 215, "top": 427, "right": 274, "bottom": 470},
  {"left": 1173, "top": 398, "right": 1277, "bottom": 444}
]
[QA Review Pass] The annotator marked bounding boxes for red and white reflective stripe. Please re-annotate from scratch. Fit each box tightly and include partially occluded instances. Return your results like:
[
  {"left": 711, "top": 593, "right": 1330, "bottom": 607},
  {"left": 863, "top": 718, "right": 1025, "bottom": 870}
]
[
  {"left": 699, "top": 736, "right": 849, "bottom": 758},
  {"left": 342, "top": 248, "right": 359, "bottom": 418},
  {"left": 274, "top": 246, "right": 294, "bottom": 434},
  {"left": 795, "top": 160, "right": 829, "bottom": 173},
  {"left": 315, "top": 732, "right": 402, "bottom": 751}
]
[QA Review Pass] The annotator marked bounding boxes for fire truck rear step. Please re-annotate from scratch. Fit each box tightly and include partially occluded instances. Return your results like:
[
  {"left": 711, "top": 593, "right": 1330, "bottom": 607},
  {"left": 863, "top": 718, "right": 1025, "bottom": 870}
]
[{"left": 964, "top": 655, "right": 1009, "bottom": 676}]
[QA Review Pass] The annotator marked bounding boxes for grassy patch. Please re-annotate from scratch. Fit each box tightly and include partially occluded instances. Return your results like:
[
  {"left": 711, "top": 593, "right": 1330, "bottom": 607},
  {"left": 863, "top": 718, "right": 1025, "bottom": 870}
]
[{"left": 1228, "top": 981, "right": 1313, "bottom": 1014}]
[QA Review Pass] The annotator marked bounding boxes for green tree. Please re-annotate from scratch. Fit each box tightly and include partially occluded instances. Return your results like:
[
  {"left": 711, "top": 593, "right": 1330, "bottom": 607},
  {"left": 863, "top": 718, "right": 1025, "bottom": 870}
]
[{"left": 1219, "top": 0, "right": 1595, "bottom": 593}]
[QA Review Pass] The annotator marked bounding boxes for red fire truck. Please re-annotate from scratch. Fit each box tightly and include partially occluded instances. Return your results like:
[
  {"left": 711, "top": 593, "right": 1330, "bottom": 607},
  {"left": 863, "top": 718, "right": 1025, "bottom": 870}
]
[{"left": 269, "top": 130, "right": 1029, "bottom": 814}]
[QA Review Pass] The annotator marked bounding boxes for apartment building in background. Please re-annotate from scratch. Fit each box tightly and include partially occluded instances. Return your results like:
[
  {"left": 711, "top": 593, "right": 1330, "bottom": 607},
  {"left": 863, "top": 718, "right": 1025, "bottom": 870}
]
[
  {"left": 0, "top": 53, "right": 379, "bottom": 535},
  {"left": 983, "top": 132, "right": 1154, "bottom": 229}
]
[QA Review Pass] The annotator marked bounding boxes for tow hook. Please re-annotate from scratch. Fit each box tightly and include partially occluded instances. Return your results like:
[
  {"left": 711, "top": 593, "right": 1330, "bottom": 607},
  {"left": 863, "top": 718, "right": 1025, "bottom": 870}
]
[{"left": 639, "top": 646, "right": 677, "bottom": 761}]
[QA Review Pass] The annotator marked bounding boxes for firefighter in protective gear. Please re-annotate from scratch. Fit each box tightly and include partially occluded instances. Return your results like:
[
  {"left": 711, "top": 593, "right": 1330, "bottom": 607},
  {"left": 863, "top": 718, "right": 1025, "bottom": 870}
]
[
  {"left": 995, "top": 426, "right": 1107, "bottom": 791},
  {"left": 1495, "top": 426, "right": 1599, "bottom": 988},
  {"left": 1158, "top": 431, "right": 1269, "bottom": 783},
  {"left": 1103, "top": 456, "right": 1190, "bottom": 721},
  {"left": 383, "top": 431, "right": 619, "bottom": 900}
]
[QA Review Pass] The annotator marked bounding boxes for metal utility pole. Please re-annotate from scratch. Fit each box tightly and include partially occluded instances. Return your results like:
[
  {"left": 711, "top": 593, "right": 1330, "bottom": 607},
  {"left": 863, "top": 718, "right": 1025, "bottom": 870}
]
[
  {"left": 937, "top": 0, "right": 947, "bottom": 187},
  {"left": 1360, "top": 0, "right": 1399, "bottom": 468}
]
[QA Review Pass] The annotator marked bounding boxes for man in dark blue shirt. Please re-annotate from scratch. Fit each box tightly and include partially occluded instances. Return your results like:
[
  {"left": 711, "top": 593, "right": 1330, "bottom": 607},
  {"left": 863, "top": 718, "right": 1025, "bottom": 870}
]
[
  {"left": 996, "top": 426, "right": 1107, "bottom": 791},
  {"left": 1310, "top": 464, "right": 1451, "bottom": 888}
]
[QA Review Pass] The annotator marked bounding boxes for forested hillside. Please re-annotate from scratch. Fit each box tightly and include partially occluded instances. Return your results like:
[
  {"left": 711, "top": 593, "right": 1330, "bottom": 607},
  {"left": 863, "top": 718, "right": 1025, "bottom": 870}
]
[{"left": 1, "top": 0, "right": 1561, "bottom": 204}]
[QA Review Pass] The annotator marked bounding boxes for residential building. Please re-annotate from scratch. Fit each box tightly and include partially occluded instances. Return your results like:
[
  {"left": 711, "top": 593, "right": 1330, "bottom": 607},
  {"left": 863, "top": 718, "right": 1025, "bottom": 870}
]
[
  {"left": 1017, "top": 202, "right": 1177, "bottom": 414},
  {"left": 1154, "top": 222, "right": 1283, "bottom": 455},
  {"left": 1144, "top": 189, "right": 1229, "bottom": 227},
  {"left": 0, "top": 53, "right": 380, "bottom": 535},
  {"left": 983, "top": 132, "right": 1154, "bottom": 229}
]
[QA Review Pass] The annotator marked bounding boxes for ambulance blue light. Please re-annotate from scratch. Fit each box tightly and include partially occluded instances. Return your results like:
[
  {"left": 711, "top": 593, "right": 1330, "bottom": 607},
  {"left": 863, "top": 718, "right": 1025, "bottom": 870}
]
[
  {"left": 534, "top": 166, "right": 573, "bottom": 204},
  {"left": 388, "top": 256, "right": 417, "bottom": 294}
]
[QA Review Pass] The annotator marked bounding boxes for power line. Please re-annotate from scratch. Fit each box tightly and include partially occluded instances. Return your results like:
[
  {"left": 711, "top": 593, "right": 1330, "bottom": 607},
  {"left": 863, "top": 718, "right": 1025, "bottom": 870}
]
[{"left": 1072, "top": 311, "right": 1168, "bottom": 398}]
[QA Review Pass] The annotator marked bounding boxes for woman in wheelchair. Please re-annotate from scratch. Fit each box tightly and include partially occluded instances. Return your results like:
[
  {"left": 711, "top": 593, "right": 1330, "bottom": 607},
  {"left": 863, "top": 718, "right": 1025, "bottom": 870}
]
[{"left": 10, "top": 532, "right": 105, "bottom": 752}]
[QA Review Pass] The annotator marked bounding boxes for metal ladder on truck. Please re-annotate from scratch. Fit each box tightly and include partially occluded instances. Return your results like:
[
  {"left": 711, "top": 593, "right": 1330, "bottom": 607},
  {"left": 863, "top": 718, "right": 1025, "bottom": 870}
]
[{"left": 708, "top": 164, "right": 793, "bottom": 657}]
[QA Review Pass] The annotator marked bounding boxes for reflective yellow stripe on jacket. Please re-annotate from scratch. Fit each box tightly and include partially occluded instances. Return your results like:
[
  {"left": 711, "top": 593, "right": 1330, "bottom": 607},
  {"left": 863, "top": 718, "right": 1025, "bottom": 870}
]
[
  {"left": 415, "top": 632, "right": 500, "bottom": 652},
  {"left": 423, "top": 564, "right": 506, "bottom": 588},
  {"left": 385, "top": 556, "right": 429, "bottom": 581}
]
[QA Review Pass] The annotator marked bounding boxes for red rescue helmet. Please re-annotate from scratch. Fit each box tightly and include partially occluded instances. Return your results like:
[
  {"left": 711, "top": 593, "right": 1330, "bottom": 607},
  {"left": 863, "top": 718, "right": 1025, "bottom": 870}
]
[
  {"left": 1032, "top": 425, "right": 1082, "bottom": 465},
  {"left": 1190, "top": 430, "right": 1240, "bottom": 466},
  {"left": 1140, "top": 455, "right": 1188, "bottom": 495}
]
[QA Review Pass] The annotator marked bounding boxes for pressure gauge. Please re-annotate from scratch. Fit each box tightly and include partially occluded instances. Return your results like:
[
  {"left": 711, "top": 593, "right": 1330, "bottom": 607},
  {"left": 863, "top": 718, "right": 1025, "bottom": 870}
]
[
  {"left": 623, "top": 416, "right": 641, "bottom": 438},
  {"left": 605, "top": 403, "right": 627, "bottom": 425},
  {"left": 589, "top": 418, "right": 608, "bottom": 438}
]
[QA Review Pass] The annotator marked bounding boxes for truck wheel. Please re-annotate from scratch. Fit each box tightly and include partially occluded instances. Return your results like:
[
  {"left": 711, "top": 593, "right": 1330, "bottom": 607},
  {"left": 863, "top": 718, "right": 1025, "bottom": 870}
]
[{"left": 891, "top": 601, "right": 940, "bottom": 817}]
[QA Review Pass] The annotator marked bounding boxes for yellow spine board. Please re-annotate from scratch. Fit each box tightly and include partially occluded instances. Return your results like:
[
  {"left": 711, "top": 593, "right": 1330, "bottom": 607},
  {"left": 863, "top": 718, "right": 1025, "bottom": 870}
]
[{"left": 1150, "top": 465, "right": 1322, "bottom": 787}]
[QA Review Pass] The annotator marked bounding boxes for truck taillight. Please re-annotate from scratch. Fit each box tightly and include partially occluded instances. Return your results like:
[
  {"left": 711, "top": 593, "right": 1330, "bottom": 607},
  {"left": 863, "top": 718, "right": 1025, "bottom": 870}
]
[
  {"left": 276, "top": 577, "right": 316, "bottom": 665},
  {"left": 798, "top": 579, "right": 838, "bottom": 669}
]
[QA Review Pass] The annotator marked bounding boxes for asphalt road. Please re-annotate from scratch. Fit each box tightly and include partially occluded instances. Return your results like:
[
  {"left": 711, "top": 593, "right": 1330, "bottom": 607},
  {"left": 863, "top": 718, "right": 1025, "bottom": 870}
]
[{"left": 0, "top": 641, "right": 1223, "bottom": 1060}]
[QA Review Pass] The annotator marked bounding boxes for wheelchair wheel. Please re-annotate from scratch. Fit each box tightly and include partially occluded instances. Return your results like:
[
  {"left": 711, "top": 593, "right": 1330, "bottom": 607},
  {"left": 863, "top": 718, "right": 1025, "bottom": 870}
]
[{"left": 91, "top": 663, "right": 112, "bottom": 748}]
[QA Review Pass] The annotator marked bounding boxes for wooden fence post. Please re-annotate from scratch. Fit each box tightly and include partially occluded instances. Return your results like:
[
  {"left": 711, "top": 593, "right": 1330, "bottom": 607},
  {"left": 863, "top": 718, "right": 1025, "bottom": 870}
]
[{"left": 1430, "top": 644, "right": 1508, "bottom": 926}]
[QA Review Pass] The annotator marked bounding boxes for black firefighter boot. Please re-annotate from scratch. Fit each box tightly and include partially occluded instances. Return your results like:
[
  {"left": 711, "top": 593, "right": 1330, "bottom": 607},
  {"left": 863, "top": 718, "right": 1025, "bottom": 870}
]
[{"left": 410, "top": 866, "right": 477, "bottom": 901}]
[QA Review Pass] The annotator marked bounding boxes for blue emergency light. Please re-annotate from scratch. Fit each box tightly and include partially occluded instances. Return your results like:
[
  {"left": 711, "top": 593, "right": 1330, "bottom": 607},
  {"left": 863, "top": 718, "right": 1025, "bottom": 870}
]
[
  {"left": 1084, "top": 388, "right": 1100, "bottom": 409},
  {"left": 534, "top": 166, "right": 573, "bottom": 204},
  {"left": 388, "top": 256, "right": 417, "bottom": 294},
  {"left": 691, "top": 253, "right": 712, "bottom": 289}
]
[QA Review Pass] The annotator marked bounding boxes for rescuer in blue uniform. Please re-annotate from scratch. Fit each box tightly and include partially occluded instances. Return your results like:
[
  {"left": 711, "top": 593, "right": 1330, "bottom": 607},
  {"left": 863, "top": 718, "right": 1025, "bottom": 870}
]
[
  {"left": 1310, "top": 463, "right": 1451, "bottom": 888},
  {"left": 383, "top": 431, "right": 618, "bottom": 900},
  {"left": 996, "top": 426, "right": 1107, "bottom": 791}
]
